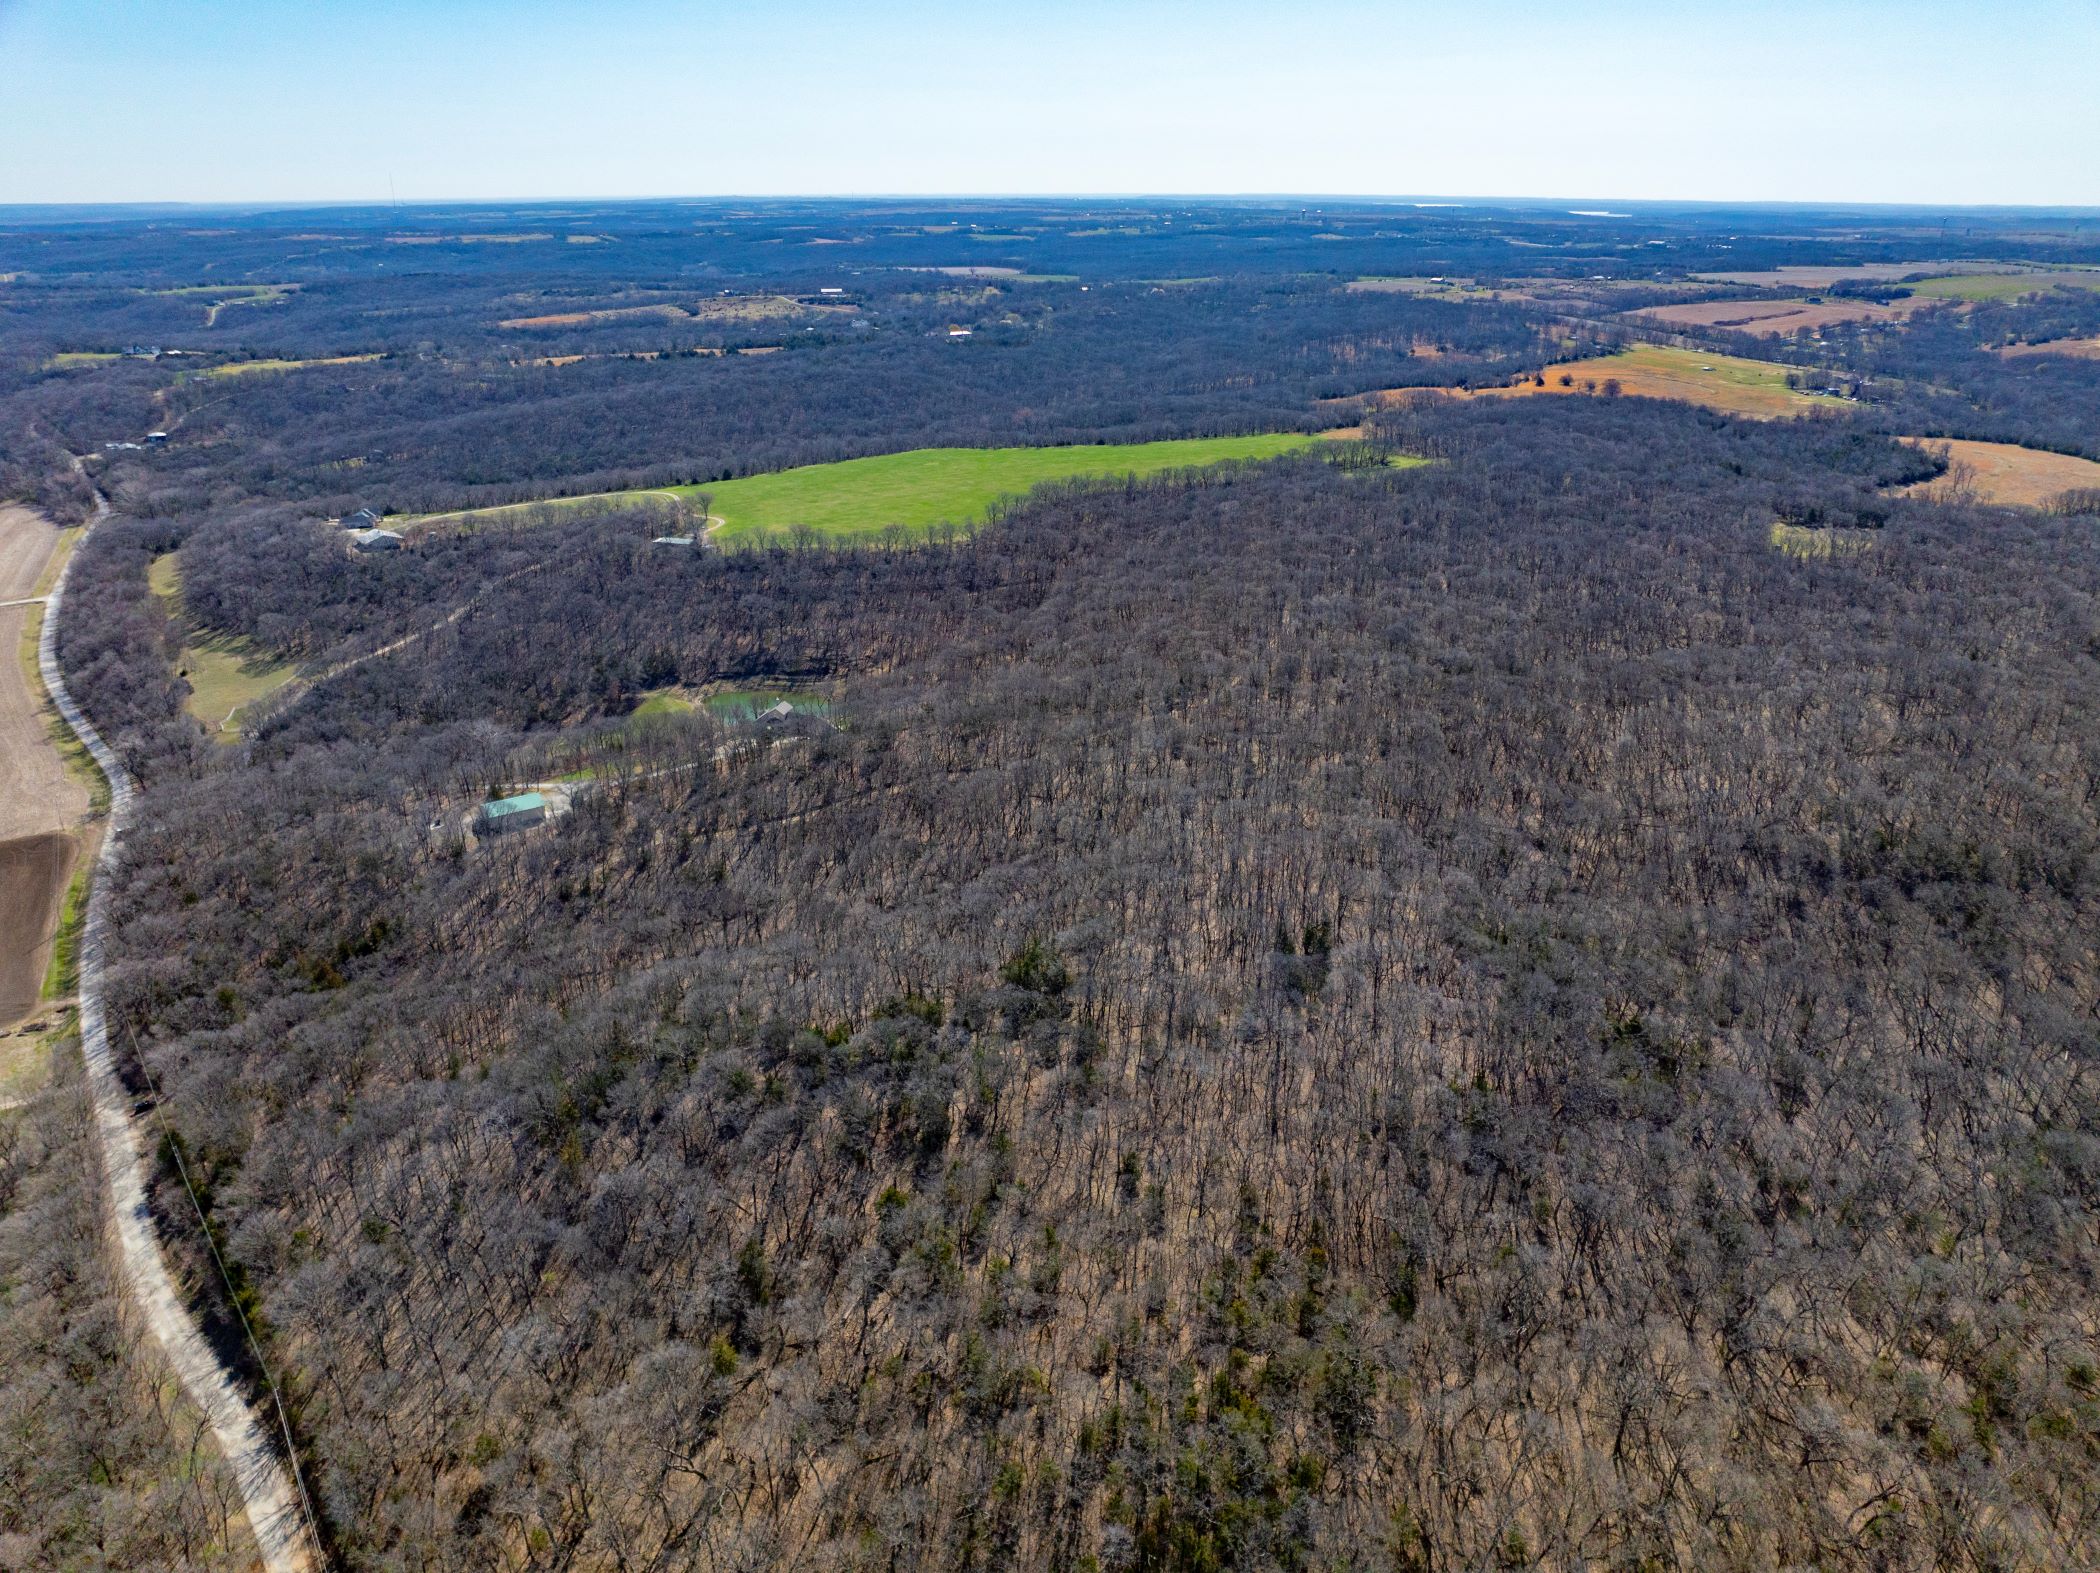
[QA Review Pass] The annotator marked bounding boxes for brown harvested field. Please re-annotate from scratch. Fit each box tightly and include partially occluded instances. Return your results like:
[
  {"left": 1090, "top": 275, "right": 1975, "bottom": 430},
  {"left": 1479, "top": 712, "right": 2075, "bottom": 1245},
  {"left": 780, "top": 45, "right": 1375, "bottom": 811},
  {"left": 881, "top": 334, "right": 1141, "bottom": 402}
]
[
  {"left": 1631, "top": 295, "right": 1939, "bottom": 336},
  {"left": 0, "top": 832, "right": 77, "bottom": 1025},
  {"left": 1896, "top": 438, "right": 2100, "bottom": 508},
  {"left": 2000, "top": 335, "right": 2100, "bottom": 361},
  {"left": 0, "top": 504, "right": 92, "bottom": 1033}
]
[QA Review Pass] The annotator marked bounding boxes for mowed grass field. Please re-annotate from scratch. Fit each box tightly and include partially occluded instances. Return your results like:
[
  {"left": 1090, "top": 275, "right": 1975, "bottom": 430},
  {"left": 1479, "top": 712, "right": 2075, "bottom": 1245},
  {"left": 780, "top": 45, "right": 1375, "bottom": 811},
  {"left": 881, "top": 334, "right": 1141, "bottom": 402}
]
[
  {"left": 414, "top": 433, "right": 1344, "bottom": 543},
  {"left": 1895, "top": 438, "right": 2100, "bottom": 509},
  {"left": 674, "top": 434, "right": 1333, "bottom": 543},
  {"left": 148, "top": 553, "right": 296, "bottom": 739}
]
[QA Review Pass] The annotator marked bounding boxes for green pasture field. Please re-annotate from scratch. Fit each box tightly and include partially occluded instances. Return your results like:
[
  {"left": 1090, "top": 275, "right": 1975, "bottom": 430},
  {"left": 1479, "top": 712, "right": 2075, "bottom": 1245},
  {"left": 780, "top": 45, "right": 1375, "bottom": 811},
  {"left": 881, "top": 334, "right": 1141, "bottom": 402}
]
[
  {"left": 675, "top": 434, "right": 1332, "bottom": 544},
  {"left": 415, "top": 433, "right": 1339, "bottom": 544}
]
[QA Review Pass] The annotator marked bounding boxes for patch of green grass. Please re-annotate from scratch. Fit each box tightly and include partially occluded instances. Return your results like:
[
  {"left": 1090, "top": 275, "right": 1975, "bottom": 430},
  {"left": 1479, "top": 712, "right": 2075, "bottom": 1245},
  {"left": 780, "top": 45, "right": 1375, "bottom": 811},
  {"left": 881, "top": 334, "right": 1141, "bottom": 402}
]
[
  {"left": 670, "top": 434, "right": 1330, "bottom": 544},
  {"left": 1770, "top": 521, "right": 1873, "bottom": 559},
  {"left": 1904, "top": 272, "right": 2100, "bottom": 302},
  {"left": 631, "top": 689, "right": 695, "bottom": 718},
  {"left": 46, "top": 351, "right": 120, "bottom": 369},
  {"left": 39, "top": 856, "right": 90, "bottom": 1002},
  {"left": 148, "top": 553, "right": 296, "bottom": 740}
]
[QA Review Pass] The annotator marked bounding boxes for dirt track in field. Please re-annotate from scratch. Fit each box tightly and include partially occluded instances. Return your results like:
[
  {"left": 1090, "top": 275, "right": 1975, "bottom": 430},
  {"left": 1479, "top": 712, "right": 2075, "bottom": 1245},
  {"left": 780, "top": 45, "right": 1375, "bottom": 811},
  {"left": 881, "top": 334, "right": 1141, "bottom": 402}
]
[{"left": 0, "top": 504, "right": 89, "bottom": 1029}]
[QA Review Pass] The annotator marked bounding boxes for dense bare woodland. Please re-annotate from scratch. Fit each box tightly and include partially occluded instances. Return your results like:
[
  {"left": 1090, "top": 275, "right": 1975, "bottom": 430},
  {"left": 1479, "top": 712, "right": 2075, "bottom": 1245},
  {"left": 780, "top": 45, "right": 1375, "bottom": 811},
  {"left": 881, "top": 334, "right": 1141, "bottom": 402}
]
[
  {"left": 6, "top": 200, "right": 2100, "bottom": 1570},
  {"left": 0, "top": 1044, "right": 259, "bottom": 1568}
]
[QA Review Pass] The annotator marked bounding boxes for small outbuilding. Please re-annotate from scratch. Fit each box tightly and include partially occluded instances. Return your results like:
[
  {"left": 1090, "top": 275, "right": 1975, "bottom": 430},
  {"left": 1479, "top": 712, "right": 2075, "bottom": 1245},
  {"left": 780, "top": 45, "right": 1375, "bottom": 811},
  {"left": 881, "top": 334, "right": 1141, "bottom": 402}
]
[
  {"left": 145, "top": 431, "right": 169, "bottom": 445},
  {"left": 345, "top": 507, "right": 383, "bottom": 529},
  {"left": 477, "top": 791, "right": 547, "bottom": 833},
  {"left": 350, "top": 527, "right": 404, "bottom": 552}
]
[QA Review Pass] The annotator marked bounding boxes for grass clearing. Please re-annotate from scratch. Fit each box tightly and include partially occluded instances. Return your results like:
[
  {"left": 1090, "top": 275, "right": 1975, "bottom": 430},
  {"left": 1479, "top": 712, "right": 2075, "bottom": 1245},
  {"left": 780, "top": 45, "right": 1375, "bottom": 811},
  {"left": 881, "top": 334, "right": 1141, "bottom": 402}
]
[
  {"left": 196, "top": 354, "right": 382, "bottom": 379},
  {"left": 46, "top": 351, "right": 121, "bottom": 369},
  {"left": 631, "top": 690, "right": 696, "bottom": 718},
  {"left": 1366, "top": 345, "right": 1842, "bottom": 420},
  {"left": 1507, "top": 345, "right": 1842, "bottom": 418},
  {"left": 148, "top": 553, "right": 296, "bottom": 740},
  {"left": 676, "top": 434, "right": 1335, "bottom": 544}
]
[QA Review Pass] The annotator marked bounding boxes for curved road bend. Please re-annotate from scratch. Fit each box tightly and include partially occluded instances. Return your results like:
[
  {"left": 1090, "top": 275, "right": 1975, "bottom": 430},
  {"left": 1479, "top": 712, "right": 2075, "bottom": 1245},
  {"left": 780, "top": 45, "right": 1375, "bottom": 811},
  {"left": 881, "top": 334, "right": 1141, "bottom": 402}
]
[{"left": 37, "top": 486, "right": 317, "bottom": 1573}]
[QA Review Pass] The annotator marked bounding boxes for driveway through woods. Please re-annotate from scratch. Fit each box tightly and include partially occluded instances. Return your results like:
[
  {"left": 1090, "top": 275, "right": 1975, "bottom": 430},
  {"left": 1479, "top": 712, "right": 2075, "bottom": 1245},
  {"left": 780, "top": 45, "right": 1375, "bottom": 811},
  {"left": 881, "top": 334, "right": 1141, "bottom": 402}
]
[{"left": 34, "top": 482, "right": 319, "bottom": 1573}]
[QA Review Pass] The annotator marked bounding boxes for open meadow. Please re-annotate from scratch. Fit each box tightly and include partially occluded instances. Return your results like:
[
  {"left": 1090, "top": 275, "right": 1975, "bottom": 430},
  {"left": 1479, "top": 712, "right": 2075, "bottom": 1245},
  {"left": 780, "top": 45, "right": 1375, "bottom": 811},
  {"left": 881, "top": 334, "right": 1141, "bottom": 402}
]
[{"left": 1360, "top": 344, "right": 1841, "bottom": 419}]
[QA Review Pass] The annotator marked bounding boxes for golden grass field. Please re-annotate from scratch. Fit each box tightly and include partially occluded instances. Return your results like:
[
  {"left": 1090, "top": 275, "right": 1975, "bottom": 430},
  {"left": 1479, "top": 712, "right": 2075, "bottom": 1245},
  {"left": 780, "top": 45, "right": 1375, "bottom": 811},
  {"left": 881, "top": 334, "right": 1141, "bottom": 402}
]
[
  {"left": 1896, "top": 439, "right": 2100, "bottom": 509},
  {"left": 1361, "top": 345, "right": 1840, "bottom": 420}
]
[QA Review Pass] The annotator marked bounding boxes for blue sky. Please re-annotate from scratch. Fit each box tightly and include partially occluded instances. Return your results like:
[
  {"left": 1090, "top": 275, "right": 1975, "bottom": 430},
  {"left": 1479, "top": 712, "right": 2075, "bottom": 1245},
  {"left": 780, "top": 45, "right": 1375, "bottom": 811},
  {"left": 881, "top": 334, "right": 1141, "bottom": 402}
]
[{"left": 2, "top": 0, "right": 2095, "bottom": 206}]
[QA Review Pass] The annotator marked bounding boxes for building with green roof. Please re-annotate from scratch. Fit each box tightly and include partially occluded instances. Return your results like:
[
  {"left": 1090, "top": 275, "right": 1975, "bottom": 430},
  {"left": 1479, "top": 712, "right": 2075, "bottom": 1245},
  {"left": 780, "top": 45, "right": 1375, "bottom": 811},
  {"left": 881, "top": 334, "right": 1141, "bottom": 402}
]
[{"left": 477, "top": 791, "right": 547, "bottom": 833}]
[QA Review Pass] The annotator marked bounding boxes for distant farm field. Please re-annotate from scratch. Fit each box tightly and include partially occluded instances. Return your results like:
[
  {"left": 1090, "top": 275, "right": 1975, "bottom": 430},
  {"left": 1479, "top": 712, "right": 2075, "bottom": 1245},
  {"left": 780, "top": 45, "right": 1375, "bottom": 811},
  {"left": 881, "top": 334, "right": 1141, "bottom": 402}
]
[
  {"left": 1904, "top": 271, "right": 2100, "bottom": 302},
  {"left": 1632, "top": 296, "right": 1936, "bottom": 336},
  {"left": 1999, "top": 335, "right": 2100, "bottom": 361},
  {"left": 1895, "top": 438, "right": 2100, "bottom": 509},
  {"left": 198, "top": 354, "right": 383, "bottom": 379},
  {"left": 1690, "top": 262, "right": 2010, "bottom": 289},
  {"left": 416, "top": 434, "right": 1343, "bottom": 543},
  {"left": 148, "top": 553, "right": 296, "bottom": 738}
]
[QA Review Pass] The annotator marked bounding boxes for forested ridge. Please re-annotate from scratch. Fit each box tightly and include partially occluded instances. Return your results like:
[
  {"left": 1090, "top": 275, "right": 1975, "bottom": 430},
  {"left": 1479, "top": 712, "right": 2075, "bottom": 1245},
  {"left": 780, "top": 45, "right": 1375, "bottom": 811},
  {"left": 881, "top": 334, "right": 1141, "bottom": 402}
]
[{"left": 7, "top": 201, "right": 2100, "bottom": 1571}]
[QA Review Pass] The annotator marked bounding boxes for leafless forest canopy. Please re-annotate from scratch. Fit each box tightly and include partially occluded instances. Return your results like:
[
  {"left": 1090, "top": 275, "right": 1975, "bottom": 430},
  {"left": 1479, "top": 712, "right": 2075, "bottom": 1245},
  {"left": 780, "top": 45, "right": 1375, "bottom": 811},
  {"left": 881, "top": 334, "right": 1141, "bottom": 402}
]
[{"left": 3, "top": 199, "right": 2100, "bottom": 1571}]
